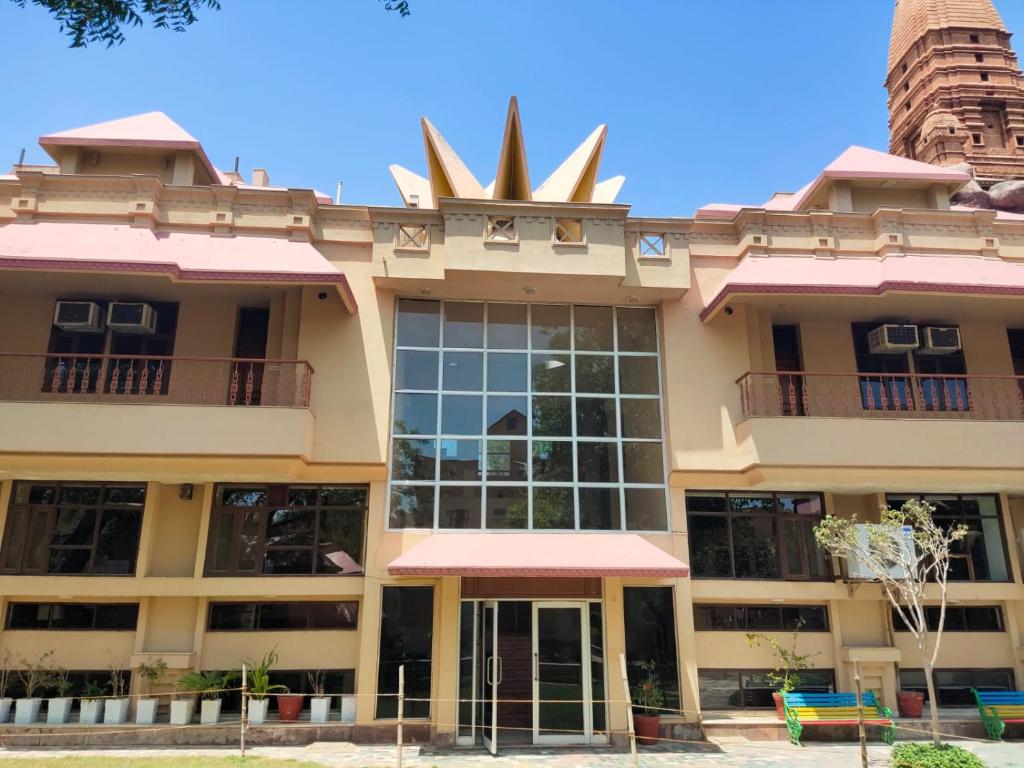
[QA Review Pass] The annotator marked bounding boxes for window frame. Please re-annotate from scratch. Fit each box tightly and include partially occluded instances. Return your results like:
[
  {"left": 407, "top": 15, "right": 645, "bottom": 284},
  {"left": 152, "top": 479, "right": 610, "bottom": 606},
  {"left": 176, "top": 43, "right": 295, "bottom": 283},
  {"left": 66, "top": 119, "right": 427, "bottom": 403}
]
[
  {"left": 485, "top": 216, "right": 517, "bottom": 244},
  {"left": 623, "top": 586, "right": 682, "bottom": 713},
  {"left": 899, "top": 667, "right": 1016, "bottom": 707},
  {"left": 699, "top": 668, "right": 837, "bottom": 709},
  {"left": 891, "top": 605, "right": 1004, "bottom": 633},
  {"left": 694, "top": 604, "right": 830, "bottom": 632},
  {"left": 5, "top": 602, "right": 139, "bottom": 631},
  {"left": 376, "top": 585, "right": 434, "bottom": 720},
  {"left": 553, "top": 218, "right": 586, "bottom": 245},
  {"left": 637, "top": 233, "right": 667, "bottom": 259},
  {"left": 206, "top": 601, "right": 359, "bottom": 631},
  {"left": 395, "top": 223, "right": 429, "bottom": 251}
]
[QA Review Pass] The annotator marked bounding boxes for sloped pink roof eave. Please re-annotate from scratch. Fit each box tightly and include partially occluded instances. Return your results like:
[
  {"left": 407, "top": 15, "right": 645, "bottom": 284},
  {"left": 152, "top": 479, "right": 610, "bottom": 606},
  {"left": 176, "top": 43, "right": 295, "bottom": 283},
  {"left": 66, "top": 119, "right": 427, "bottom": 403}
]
[{"left": 0, "top": 221, "right": 356, "bottom": 313}]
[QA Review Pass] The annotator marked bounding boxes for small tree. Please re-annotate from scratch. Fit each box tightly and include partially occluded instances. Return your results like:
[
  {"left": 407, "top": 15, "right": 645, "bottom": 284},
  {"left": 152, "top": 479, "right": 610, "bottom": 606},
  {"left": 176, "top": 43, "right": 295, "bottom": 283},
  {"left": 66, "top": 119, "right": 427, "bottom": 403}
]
[
  {"left": 745, "top": 618, "right": 821, "bottom": 693},
  {"left": 138, "top": 657, "right": 168, "bottom": 693},
  {"left": 814, "top": 499, "right": 967, "bottom": 747},
  {"left": 0, "top": 649, "right": 12, "bottom": 699},
  {"left": 16, "top": 650, "right": 56, "bottom": 698}
]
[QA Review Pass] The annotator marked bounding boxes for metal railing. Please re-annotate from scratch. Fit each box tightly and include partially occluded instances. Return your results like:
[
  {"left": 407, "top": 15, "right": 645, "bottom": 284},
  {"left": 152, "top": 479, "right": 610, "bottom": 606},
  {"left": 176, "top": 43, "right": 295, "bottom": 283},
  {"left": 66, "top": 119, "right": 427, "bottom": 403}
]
[
  {"left": 737, "top": 370, "right": 1024, "bottom": 421},
  {"left": 0, "top": 353, "right": 314, "bottom": 407}
]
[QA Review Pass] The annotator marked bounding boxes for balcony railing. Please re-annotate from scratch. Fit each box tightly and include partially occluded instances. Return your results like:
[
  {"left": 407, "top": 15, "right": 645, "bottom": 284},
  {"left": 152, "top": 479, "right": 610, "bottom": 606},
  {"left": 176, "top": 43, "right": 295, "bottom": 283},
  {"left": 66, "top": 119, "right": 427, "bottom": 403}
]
[
  {"left": 0, "top": 353, "right": 313, "bottom": 407},
  {"left": 737, "top": 370, "right": 1024, "bottom": 421}
]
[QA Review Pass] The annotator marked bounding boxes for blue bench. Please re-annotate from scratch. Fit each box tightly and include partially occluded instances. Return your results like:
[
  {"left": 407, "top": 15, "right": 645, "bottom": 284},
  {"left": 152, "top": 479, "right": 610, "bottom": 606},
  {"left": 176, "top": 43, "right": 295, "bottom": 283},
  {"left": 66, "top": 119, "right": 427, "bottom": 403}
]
[
  {"left": 782, "top": 691, "right": 895, "bottom": 747},
  {"left": 972, "top": 688, "right": 1024, "bottom": 740}
]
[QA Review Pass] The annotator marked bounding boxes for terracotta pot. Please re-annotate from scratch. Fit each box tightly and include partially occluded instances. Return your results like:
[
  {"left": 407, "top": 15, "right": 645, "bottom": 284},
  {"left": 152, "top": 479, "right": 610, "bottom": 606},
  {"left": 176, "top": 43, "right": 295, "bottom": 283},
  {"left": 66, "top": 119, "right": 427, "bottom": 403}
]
[
  {"left": 897, "top": 690, "right": 924, "bottom": 718},
  {"left": 277, "top": 694, "right": 304, "bottom": 722},
  {"left": 633, "top": 713, "right": 660, "bottom": 745},
  {"left": 773, "top": 692, "right": 785, "bottom": 720}
]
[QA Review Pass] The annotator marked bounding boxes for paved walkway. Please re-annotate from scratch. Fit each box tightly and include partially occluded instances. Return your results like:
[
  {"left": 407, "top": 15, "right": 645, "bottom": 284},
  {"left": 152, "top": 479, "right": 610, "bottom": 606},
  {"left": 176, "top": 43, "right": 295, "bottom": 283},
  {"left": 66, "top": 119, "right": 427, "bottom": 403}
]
[{"left": 0, "top": 740, "right": 1022, "bottom": 767}]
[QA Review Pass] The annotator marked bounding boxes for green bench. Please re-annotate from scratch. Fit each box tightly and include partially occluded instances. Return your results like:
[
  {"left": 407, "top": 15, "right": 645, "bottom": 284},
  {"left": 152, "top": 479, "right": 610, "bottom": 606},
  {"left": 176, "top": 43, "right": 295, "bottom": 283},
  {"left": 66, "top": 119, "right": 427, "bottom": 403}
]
[
  {"left": 782, "top": 691, "right": 895, "bottom": 747},
  {"left": 972, "top": 688, "right": 1024, "bottom": 740}
]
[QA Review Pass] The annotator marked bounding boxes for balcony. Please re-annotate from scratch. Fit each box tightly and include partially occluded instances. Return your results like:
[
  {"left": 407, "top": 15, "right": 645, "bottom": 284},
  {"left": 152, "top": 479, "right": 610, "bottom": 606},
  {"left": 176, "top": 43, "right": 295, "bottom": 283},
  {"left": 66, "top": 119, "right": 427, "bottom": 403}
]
[{"left": 0, "top": 353, "right": 315, "bottom": 463}]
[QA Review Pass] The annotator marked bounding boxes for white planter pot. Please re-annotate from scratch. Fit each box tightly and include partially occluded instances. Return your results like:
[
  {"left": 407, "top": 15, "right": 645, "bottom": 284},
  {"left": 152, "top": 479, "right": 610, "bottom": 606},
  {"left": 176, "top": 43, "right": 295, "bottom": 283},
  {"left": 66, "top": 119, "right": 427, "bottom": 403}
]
[
  {"left": 104, "top": 697, "right": 130, "bottom": 724},
  {"left": 46, "top": 697, "right": 72, "bottom": 724},
  {"left": 0, "top": 697, "right": 12, "bottom": 723},
  {"left": 310, "top": 696, "right": 331, "bottom": 723},
  {"left": 14, "top": 698, "right": 41, "bottom": 724},
  {"left": 247, "top": 698, "right": 269, "bottom": 725},
  {"left": 169, "top": 699, "right": 194, "bottom": 725},
  {"left": 79, "top": 699, "right": 105, "bottom": 724},
  {"left": 200, "top": 699, "right": 222, "bottom": 725},
  {"left": 340, "top": 694, "right": 356, "bottom": 723},
  {"left": 135, "top": 698, "right": 159, "bottom": 725}
]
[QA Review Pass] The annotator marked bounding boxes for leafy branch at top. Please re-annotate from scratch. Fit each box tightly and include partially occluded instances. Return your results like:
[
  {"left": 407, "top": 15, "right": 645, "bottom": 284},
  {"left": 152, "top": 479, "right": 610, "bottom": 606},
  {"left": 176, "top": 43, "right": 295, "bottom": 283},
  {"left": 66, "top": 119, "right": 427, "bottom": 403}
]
[{"left": 745, "top": 618, "right": 821, "bottom": 693}]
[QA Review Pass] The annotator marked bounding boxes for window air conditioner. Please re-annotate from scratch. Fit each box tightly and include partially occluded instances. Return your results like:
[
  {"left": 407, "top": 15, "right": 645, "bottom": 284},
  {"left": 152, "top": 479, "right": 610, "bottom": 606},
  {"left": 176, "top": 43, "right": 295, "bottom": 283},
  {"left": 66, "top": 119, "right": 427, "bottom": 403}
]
[
  {"left": 53, "top": 301, "right": 105, "bottom": 333},
  {"left": 919, "top": 326, "right": 962, "bottom": 355},
  {"left": 107, "top": 302, "right": 157, "bottom": 334},
  {"left": 846, "top": 524, "right": 914, "bottom": 581},
  {"left": 868, "top": 324, "right": 920, "bottom": 354}
]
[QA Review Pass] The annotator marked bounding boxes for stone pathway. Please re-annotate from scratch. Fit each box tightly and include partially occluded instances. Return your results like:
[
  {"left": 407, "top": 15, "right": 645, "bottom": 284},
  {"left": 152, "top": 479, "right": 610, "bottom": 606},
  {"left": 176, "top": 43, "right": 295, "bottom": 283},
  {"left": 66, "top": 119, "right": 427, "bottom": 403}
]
[{"left": 0, "top": 739, "right": 1022, "bottom": 767}]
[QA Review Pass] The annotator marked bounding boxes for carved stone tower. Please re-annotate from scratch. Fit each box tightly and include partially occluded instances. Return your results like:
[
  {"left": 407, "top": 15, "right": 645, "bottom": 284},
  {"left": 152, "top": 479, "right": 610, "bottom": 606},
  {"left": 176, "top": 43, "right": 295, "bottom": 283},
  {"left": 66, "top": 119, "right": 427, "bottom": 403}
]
[{"left": 887, "top": 0, "right": 1024, "bottom": 181}]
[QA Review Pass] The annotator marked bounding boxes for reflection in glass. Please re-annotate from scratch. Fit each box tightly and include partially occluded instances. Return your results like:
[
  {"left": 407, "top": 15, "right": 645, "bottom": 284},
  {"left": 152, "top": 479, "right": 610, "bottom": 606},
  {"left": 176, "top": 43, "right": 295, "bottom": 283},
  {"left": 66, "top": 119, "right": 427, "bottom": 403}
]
[
  {"left": 617, "top": 307, "right": 658, "bottom": 352},
  {"left": 733, "top": 516, "right": 780, "bottom": 578},
  {"left": 439, "top": 486, "right": 482, "bottom": 528},
  {"left": 537, "top": 607, "right": 585, "bottom": 735},
  {"left": 622, "top": 442, "right": 664, "bottom": 483},
  {"left": 441, "top": 395, "right": 482, "bottom": 435},
  {"left": 487, "top": 303, "right": 528, "bottom": 349},
  {"left": 619, "top": 356, "right": 660, "bottom": 395},
  {"left": 442, "top": 352, "right": 483, "bottom": 391},
  {"left": 487, "top": 396, "right": 528, "bottom": 437},
  {"left": 532, "top": 396, "right": 572, "bottom": 436},
  {"left": 395, "top": 350, "right": 439, "bottom": 391},
  {"left": 574, "top": 306, "right": 614, "bottom": 351},
  {"left": 620, "top": 399, "right": 661, "bottom": 438},
  {"left": 531, "top": 353, "right": 570, "bottom": 392},
  {"left": 393, "top": 393, "right": 437, "bottom": 435},
  {"left": 486, "top": 486, "right": 528, "bottom": 528},
  {"left": 389, "top": 486, "right": 435, "bottom": 528},
  {"left": 444, "top": 302, "right": 484, "bottom": 348},
  {"left": 577, "top": 442, "right": 619, "bottom": 484},
  {"left": 576, "top": 398, "right": 616, "bottom": 437},
  {"left": 579, "top": 488, "right": 621, "bottom": 530},
  {"left": 533, "top": 441, "right": 573, "bottom": 482},
  {"left": 397, "top": 299, "right": 440, "bottom": 348},
  {"left": 487, "top": 353, "right": 527, "bottom": 392},
  {"left": 625, "top": 488, "right": 667, "bottom": 531},
  {"left": 575, "top": 355, "right": 614, "bottom": 394},
  {"left": 532, "top": 487, "right": 573, "bottom": 529},
  {"left": 486, "top": 440, "right": 527, "bottom": 481},
  {"left": 439, "top": 439, "right": 482, "bottom": 480},
  {"left": 530, "top": 305, "right": 570, "bottom": 350},
  {"left": 391, "top": 439, "right": 436, "bottom": 481}
]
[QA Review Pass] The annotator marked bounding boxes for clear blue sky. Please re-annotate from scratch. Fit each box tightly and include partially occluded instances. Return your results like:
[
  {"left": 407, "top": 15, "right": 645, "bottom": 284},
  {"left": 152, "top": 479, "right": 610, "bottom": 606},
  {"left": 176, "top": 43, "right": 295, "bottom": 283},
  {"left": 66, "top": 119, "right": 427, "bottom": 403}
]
[{"left": 3, "top": 0, "right": 1023, "bottom": 216}]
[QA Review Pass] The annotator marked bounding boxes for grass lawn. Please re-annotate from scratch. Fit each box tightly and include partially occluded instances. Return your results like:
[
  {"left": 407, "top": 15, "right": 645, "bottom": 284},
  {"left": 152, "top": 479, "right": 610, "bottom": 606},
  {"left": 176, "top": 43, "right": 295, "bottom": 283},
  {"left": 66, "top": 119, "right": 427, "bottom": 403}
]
[{"left": 0, "top": 758, "right": 319, "bottom": 768}]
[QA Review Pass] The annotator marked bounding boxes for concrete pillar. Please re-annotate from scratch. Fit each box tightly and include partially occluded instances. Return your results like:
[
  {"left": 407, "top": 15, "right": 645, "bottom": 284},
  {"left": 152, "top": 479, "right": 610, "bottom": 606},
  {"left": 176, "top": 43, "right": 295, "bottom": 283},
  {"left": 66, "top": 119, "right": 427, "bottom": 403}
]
[
  {"left": 602, "top": 577, "right": 628, "bottom": 735},
  {"left": 172, "top": 151, "right": 196, "bottom": 186},
  {"left": 354, "top": 581, "right": 383, "bottom": 725},
  {"left": 433, "top": 576, "right": 461, "bottom": 745}
]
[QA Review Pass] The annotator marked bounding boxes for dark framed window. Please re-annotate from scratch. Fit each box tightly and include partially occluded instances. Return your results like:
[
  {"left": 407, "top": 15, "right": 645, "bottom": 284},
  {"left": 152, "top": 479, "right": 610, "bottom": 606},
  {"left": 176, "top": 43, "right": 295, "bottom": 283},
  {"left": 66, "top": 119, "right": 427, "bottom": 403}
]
[
  {"left": 6, "top": 602, "right": 138, "bottom": 631},
  {"left": 624, "top": 587, "right": 680, "bottom": 712},
  {"left": 204, "top": 485, "right": 368, "bottom": 576},
  {"left": 699, "top": 669, "right": 836, "bottom": 709},
  {"left": 0, "top": 482, "right": 146, "bottom": 576},
  {"left": 376, "top": 586, "right": 433, "bottom": 719},
  {"left": 900, "top": 668, "right": 1015, "bottom": 707},
  {"left": 686, "top": 492, "right": 829, "bottom": 580},
  {"left": 891, "top": 605, "right": 1003, "bottom": 632},
  {"left": 207, "top": 601, "right": 358, "bottom": 631},
  {"left": 887, "top": 494, "right": 1009, "bottom": 582},
  {"left": 695, "top": 604, "right": 829, "bottom": 632}
]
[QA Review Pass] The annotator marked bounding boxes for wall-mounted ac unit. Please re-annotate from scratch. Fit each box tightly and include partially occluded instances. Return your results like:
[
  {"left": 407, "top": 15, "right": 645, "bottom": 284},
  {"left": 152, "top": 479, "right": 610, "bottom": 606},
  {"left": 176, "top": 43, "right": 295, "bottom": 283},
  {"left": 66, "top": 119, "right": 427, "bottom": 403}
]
[
  {"left": 868, "top": 324, "right": 920, "bottom": 354},
  {"left": 846, "top": 524, "right": 915, "bottom": 581},
  {"left": 107, "top": 302, "right": 157, "bottom": 334},
  {"left": 919, "top": 326, "right": 962, "bottom": 355},
  {"left": 53, "top": 301, "right": 105, "bottom": 333}
]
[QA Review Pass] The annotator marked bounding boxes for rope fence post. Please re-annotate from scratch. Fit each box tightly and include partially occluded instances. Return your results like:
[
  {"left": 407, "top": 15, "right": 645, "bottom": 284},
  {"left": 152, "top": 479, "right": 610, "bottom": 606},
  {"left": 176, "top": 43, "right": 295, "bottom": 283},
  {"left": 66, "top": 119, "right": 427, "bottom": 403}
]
[
  {"left": 397, "top": 664, "right": 404, "bottom": 768},
  {"left": 619, "top": 654, "right": 639, "bottom": 768},
  {"left": 854, "top": 660, "right": 867, "bottom": 768},
  {"left": 240, "top": 662, "right": 248, "bottom": 759}
]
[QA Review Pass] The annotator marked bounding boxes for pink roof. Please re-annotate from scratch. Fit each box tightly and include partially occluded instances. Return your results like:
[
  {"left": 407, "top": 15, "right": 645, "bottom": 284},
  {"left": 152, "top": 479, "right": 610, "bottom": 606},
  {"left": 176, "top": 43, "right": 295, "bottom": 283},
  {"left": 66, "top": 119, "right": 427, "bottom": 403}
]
[
  {"left": 39, "top": 112, "right": 219, "bottom": 182},
  {"left": 702, "top": 252, "right": 1024, "bottom": 320},
  {"left": 388, "top": 532, "right": 690, "bottom": 578},
  {"left": 0, "top": 221, "right": 356, "bottom": 313}
]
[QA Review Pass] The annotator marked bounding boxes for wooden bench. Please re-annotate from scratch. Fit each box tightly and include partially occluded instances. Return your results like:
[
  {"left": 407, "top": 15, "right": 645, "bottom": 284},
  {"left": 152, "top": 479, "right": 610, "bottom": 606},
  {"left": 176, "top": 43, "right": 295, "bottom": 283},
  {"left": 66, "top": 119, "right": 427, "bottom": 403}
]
[
  {"left": 782, "top": 691, "right": 895, "bottom": 747},
  {"left": 972, "top": 688, "right": 1024, "bottom": 740}
]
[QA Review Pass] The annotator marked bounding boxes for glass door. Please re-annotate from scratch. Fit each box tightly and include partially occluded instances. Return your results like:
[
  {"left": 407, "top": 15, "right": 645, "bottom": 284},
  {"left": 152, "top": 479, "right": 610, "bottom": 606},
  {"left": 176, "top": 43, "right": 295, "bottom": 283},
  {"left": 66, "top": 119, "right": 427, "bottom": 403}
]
[
  {"left": 480, "top": 601, "right": 500, "bottom": 755},
  {"left": 532, "top": 602, "right": 592, "bottom": 745}
]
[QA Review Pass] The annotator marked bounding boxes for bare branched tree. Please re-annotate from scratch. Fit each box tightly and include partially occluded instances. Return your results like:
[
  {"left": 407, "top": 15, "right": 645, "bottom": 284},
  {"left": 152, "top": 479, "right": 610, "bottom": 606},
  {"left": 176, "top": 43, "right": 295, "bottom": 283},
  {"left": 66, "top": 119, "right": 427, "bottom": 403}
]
[{"left": 814, "top": 499, "right": 967, "bottom": 747}]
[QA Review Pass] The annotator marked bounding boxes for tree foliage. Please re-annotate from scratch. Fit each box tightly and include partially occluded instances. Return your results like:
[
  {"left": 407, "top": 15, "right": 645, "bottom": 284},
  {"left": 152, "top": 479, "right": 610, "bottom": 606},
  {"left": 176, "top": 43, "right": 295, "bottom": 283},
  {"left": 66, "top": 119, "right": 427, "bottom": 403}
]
[{"left": 745, "top": 618, "right": 821, "bottom": 693}]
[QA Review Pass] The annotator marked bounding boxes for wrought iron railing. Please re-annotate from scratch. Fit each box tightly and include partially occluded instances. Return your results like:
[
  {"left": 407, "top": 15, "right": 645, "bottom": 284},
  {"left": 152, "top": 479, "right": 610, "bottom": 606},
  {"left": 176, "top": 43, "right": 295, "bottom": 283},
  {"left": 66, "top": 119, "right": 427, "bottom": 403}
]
[
  {"left": 737, "top": 370, "right": 1024, "bottom": 421},
  {"left": 0, "top": 353, "right": 313, "bottom": 407}
]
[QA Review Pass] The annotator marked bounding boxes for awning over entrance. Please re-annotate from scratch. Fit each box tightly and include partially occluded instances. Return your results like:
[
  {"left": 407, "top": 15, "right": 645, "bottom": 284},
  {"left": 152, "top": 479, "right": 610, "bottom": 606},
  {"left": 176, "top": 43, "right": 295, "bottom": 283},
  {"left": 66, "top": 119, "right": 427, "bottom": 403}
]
[{"left": 388, "top": 533, "right": 689, "bottom": 578}]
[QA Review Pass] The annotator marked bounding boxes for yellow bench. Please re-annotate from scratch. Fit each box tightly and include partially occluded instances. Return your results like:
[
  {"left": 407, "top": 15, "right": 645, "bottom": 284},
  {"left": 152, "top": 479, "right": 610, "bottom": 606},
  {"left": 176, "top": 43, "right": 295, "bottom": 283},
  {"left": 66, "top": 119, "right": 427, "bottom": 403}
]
[
  {"left": 973, "top": 688, "right": 1024, "bottom": 740},
  {"left": 782, "top": 692, "right": 895, "bottom": 746}
]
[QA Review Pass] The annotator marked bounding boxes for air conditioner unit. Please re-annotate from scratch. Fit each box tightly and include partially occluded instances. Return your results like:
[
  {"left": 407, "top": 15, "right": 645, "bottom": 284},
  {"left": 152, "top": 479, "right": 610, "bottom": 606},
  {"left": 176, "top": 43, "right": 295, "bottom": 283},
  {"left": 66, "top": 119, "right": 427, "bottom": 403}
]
[
  {"left": 53, "top": 301, "right": 105, "bottom": 333},
  {"left": 107, "top": 302, "right": 157, "bottom": 334},
  {"left": 868, "top": 324, "right": 920, "bottom": 353},
  {"left": 846, "top": 524, "right": 915, "bottom": 581},
  {"left": 919, "top": 326, "right": 962, "bottom": 355}
]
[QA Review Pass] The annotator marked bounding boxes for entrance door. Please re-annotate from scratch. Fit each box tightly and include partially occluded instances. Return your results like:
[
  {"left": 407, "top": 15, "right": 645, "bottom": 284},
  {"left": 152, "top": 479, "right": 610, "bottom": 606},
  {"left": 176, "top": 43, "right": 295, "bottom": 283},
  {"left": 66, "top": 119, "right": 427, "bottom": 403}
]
[
  {"left": 533, "top": 602, "right": 592, "bottom": 745},
  {"left": 232, "top": 307, "right": 269, "bottom": 405},
  {"left": 480, "top": 601, "right": 500, "bottom": 755}
]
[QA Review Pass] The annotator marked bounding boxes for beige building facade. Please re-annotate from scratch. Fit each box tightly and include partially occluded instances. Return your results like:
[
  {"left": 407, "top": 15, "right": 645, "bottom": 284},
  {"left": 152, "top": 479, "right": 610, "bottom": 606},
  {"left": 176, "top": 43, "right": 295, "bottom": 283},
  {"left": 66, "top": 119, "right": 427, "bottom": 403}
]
[{"left": 1, "top": 0, "right": 1024, "bottom": 748}]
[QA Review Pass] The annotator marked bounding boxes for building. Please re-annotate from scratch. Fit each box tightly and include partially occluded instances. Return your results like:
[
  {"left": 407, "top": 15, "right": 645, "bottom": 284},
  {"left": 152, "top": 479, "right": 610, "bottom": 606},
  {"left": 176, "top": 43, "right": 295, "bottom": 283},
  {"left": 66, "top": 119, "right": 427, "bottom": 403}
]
[{"left": 1, "top": 0, "right": 1024, "bottom": 750}]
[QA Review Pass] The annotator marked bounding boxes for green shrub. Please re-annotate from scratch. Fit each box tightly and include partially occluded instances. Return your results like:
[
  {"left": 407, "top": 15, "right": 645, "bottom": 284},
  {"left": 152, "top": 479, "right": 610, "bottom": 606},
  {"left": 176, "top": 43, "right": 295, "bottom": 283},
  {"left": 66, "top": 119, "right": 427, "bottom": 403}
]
[{"left": 891, "top": 743, "right": 985, "bottom": 768}]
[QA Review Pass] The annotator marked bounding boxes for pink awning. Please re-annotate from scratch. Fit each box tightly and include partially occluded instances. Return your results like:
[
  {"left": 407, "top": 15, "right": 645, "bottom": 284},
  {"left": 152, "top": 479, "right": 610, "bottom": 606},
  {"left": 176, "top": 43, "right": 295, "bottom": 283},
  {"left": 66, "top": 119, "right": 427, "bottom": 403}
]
[
  {"left": 388, "top": 533, "right": 689, "bottom": 578},
  {"left": 0, "top": 221, "right": 356, "bottom": 313},
  {"left": 702, "top": 252, "right": 1024, "bottom": 321}
]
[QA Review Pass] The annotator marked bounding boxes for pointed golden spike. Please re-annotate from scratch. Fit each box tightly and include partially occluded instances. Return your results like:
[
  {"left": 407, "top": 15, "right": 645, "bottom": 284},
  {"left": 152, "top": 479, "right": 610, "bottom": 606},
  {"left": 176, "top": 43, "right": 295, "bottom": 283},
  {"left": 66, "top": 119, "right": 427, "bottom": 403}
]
[
  {"left": 421, "top": 116, "right": 486, "bottom": 206},
  {"left": 533, "top": 125, "right": 607, "bottom": 203},
  {"left": 493, "top": 96, "right": 532, "bottom": 201}
]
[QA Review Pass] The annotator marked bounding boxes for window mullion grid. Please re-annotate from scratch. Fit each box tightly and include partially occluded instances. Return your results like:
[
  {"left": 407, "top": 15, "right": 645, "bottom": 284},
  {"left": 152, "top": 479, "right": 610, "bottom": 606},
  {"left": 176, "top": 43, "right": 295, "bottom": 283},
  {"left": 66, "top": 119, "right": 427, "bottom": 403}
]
[
  {"left": 612, "top": 307, "right": 626, "bottom": 531},
  {"left": 433, "top": 307, "right": 445, "bottom": 531},
  {"left": 479, "top": 302, "right": 488, "bottom": 530},
  {"left": 571, "top": 306, "right": 581, "bottom": 531},
  {"left": 525, "top": 302, "right": 534, "bottom": 531},
  {"left": 651, "top": 305, "right": 671, "bottom": 532}
]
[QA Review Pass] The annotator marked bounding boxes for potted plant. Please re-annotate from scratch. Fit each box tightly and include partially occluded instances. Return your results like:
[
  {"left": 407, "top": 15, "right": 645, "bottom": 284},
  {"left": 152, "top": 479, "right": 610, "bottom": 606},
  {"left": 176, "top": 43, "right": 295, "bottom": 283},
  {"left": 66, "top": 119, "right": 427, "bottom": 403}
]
[
  {"left": 79, "top": 681, "right": 106, "bottom": 724},
  {"left": 340, "top": 690, "right": 356, "bottom": 723},
  {"left": 46, "top": 667, "right": 74, "bottom": 724},
  {"left": 176, "top": 670, "right": 237, "bottom": 725},
  {"left": 746, "top": 618, "right": 821, "bottom": 720},
  {"left": 169, "top": 688, "right": 195, "bottom": 726},
  {"left": 277, "top": 689, "right": 304, "bottom": 722},
  {"left": 897, "top": 688, "right": 925, "bottom": 718},
  {"left": 14, "top": 650, "right": 54, "bottom": 724},
  {"left": 0, "top": 649, "right": 13, "bottom": 724},
  {"left": 103, "top": 660, "right": 130, "bottom": 723},
  {"left": 631, "top": 661, "right": 664, "bottom": 745},
  {"left": 135, "top": 658, "right": 167, "bottom": 725},
  {"left": 308, "top": 669, "right": 331, "bottom": 723},
  {"left": 244, "top": 649, "right": 287, "bottom": 726}
]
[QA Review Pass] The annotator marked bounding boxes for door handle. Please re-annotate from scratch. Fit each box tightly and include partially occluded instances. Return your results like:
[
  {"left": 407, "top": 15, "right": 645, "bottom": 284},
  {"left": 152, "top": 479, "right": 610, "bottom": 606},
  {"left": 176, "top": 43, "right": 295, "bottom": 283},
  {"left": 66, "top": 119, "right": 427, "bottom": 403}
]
[
  {"left": 485, "top": 656, "right": 493, "bottom": 686},
  {"left": 533, "top": 652, "right": 539, "bottom": 682},
  {"left": 496, "top": 656, "right": 503, "bottom": 686}
]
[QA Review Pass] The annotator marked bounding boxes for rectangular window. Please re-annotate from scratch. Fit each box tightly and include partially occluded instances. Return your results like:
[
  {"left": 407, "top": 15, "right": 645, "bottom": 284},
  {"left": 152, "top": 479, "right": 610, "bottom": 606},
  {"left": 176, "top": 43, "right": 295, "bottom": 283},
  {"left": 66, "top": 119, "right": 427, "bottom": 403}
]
[
  {"left": 204, "top": 485, "right": 368, "bottom": 576},
  {"left": 389, "top": 301, "right": 667, "bottom": 531},
  {"left": 6, "top": 602, "right": 139, "bottom": 631},
  {"left": 695, "top": 604, "right": 829, "bottom": 632},
  {"left": 485, "top": 216, "right": 516, "bottom": 242},
  {"left": 207, "top": 601, "right": 358, "bottom": 631},
  {"left": 376, "top": 586, "right": 433, "bottom": 719},
  {"left": 899, "top": 668, "right": 1015, "bottom": 707},
  {"left": 397, "top": 224, "right": 428, "bottom": 249},
  {"left": 699, "top": 669, "right": 836, "bottom": 709},
  {"left": 638, "top": 233, "right": 666, "bottom": 257},
  {"left": 623, "top": 586, "right": 681, "bottom": 713},
  {"left": 887, "top": 494, "right": 1008, "bottom": 582},
  {"left": 0, "top": 482, "right": 146, "bottom": 576},
  {"left": 554, "top": 218, "right": 584, "bottom": 244},
  {"left": 891, "top": 605, "right": 1003, "bottom": 632},
  {"left": 686, "top": 492, "right": 829, "bottom": 580}
]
